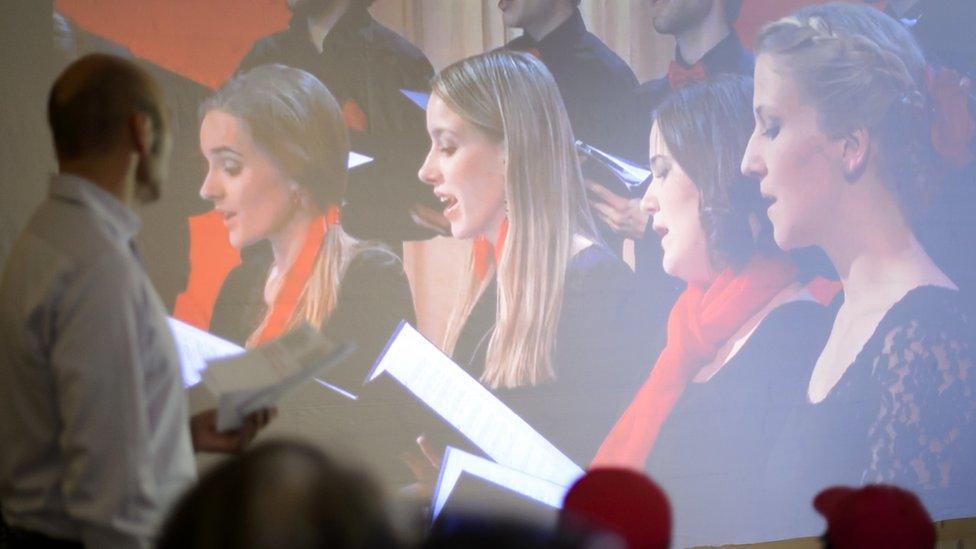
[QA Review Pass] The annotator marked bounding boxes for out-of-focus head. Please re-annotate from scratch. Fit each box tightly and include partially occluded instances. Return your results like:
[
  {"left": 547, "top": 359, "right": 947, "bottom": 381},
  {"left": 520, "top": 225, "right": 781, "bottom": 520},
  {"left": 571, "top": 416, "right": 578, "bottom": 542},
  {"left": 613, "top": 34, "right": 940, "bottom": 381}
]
[
  {"left": 741, "top": 2, "right": 932, "bottom": 250},
  {"left": 814, "top": 484, "right": 936, "bottom": 549},
  {"left": 198, "top": 64, "right": 348, "bottom": 249},
  {"left": 560, "top": 468, "right": 671, "bottom": 549},
  {"left": 158, "top": 440, "right": 396, "bottom": 549},
  {"left": 651, "top": 0, "right": 740, "bottom": 35},
  {"left": 498, "top": 0, "right": 580, "bottom": 30},
  {"left": 48, "top": 53, "right": 170, "bottom": 204},
  {"left": 641, "top": 75, "right": 766, "bottom": 285}
]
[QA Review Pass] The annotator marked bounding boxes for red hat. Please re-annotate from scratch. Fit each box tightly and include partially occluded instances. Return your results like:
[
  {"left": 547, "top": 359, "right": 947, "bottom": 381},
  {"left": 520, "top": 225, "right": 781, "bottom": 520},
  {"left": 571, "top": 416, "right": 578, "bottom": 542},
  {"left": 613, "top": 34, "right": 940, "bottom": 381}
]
[
  {"left": 560, "top": 468, "right": 671, "bottom": 549},
  {"left": 813, "top": 484, "right": 936, "bottom": 549}
]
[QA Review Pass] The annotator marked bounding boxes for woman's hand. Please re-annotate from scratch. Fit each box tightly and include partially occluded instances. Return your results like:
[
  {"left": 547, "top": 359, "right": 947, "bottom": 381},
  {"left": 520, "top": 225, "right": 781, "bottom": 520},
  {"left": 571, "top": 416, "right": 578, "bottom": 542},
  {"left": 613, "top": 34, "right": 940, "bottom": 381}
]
[
  {"left": 399, "top": 435, "right": 443, "bottom": 500},
  {"left": 588, "top": 182, "right": 649, "bottom": 239},
  {"left": 190, "top": 407, "right": 277, "bottom": 454},
  {"left": 410, "top": 204, "right": 452, "bottom": 236}
]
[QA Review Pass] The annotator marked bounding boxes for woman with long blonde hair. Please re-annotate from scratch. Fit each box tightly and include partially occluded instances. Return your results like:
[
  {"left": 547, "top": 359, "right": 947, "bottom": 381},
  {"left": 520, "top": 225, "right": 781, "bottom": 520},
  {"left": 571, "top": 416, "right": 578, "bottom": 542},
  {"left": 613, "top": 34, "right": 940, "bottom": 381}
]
[
  {"left": 199, "top": 63, "right": 415, "bottom": 392},
  {"left": 418, "top": 50, "right": 642, "bottom": 463}
]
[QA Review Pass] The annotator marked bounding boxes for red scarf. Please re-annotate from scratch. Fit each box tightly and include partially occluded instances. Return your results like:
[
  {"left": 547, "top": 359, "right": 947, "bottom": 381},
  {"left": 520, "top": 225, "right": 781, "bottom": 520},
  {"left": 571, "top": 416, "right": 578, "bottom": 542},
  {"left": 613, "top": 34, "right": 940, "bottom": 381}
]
[
  {"left": 472, "top": 217, "right": 509, "bottom": 281},
  {"left": 666, "top": 60, "right": 707, "bottom": 91},
  {"left": 591, "top": 253, "right": 798, "bottom": 469},
  {"left": 252, "top": 205, "right": 342, "bottom": 346}
]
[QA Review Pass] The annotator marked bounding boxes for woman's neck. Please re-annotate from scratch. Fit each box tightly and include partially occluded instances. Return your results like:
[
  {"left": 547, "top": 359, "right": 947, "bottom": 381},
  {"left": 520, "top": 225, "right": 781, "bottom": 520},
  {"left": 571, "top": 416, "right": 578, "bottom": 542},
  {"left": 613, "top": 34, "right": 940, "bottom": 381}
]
[
  {"left": 269, "top": 208, "right": 319, "bottom": 274},
  {"left": 820, "top": 191, "right": 952, "bottom": 310}
]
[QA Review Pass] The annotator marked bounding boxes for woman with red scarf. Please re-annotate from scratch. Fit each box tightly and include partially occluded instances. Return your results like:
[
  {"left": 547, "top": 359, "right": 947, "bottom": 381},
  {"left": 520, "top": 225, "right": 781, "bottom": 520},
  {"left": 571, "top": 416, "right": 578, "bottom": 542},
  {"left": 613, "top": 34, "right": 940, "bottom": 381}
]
[
  {"left": 591, "top": 76, "right": 833, "bottom": 546},
  {"left": 198, "top": 64, "right": 415, "bottom": 416}
]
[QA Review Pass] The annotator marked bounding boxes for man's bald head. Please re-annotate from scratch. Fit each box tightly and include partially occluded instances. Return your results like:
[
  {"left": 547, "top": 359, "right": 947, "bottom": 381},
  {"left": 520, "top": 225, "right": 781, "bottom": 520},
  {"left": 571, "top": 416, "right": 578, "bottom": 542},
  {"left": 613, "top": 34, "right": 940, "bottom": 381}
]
[{"left": 48, "top": 54, "right": 164, "bottom": 161}]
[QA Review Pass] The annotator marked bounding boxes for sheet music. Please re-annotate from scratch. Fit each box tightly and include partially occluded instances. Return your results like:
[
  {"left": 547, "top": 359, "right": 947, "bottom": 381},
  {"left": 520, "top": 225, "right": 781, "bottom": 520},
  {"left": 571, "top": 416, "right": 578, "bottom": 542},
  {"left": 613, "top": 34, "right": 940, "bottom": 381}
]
[
  {"left": 369, "top": 322, "right": 584, "bottom": 486},
  {"left": 400, "top": 88, "right": 430, "bottom": 110},
  {"left": 348, "top": 151, "right": 373, "bottom": 169},
  {"left": 432, "top": 446, "right": 568, "bottom": 520},
  {"left": 576, "top": 140, "right": 651, "bottom": 189},
  {"left": 167, "top": 317, "right": 244, "bottom": 387},
  {"left": 204, "top": 324, "right": 353, "bottom": 431}
]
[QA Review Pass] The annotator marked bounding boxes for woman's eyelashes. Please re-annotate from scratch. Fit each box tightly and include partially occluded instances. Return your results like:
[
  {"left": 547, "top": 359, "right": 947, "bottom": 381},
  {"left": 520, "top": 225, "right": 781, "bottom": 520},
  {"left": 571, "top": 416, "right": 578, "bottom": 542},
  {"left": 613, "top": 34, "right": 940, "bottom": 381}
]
[
  {"left": 758, "top": 115, "right": 781, "bottom": 140},
  {"left": 436, "top": 140, "right": 457, "bottom": 156},
  {"left": 223, "top": 160, "right": 242, "bottom": 176},
  {"left": 213, "top": 155, "right": 242, "bottom": 177},
  {"left": 762, "top": 123, "right": 780, "bottom": 139}
]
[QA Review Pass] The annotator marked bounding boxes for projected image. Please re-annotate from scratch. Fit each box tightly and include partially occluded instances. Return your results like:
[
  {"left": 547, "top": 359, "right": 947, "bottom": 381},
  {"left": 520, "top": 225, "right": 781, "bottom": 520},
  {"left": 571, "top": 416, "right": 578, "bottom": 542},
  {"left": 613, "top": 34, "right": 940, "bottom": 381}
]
[{"left": 4, "top": 0, "right": 974, "bottom": 547}]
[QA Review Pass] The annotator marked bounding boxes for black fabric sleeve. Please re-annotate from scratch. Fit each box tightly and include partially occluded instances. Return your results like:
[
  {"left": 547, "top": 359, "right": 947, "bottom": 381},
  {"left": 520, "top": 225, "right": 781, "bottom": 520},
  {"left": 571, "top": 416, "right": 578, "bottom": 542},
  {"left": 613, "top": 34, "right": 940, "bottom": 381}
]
[{"left": 318, "top": 247, "right": 417, "bottom": 393}]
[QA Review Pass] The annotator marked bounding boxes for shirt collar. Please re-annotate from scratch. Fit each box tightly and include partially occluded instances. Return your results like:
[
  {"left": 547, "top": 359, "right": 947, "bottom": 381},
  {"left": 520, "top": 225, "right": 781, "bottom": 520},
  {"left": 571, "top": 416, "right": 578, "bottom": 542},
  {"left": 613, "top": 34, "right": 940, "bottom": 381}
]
[
  {"left": 49, "top": 172, "right": 141, "bottom": 242},
  {"left": 674, "top": 30, "right": 747, "bottom": 73},
  {"left": 527, "top": 8, "right": 586, "bottom": 57},
  {"left": 289, "top": 3, "right": 373, "bottom": 53}
]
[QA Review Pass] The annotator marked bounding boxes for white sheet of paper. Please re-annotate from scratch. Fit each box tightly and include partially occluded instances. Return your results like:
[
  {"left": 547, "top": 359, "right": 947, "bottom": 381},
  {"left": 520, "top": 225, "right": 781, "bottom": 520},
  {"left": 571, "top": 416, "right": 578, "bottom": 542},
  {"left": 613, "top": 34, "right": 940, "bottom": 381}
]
[
  {"left": 204, "top": 324, "right": 353, "bottom": 431},
  {"left": 167, "top": 317, "right": 244, "bottom": 387},
  {"left": 431, "top": 446, "right": 568, "bottom": 520},
  {"left": 369, "top": 322, "right": 584, "bottom": 486},
  {"left": 348, "top": 151, "right": 373, "bottom": 169},
  {"left": 399, "top": 88, "right": 430, "bottom": 110},
  {"left": 576, "top": 140, "right": 651, "bottom": 188}
]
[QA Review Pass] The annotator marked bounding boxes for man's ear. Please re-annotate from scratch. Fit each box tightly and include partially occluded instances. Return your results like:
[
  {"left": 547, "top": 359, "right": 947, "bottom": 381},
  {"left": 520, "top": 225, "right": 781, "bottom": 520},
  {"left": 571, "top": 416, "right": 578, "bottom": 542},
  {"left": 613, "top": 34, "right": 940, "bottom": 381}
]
[
  {"left": 128, "top": 111, "right": 154, "bottom": 156},
  {"left": 841, "top": 127, "right": 871, "bottom": 182}
]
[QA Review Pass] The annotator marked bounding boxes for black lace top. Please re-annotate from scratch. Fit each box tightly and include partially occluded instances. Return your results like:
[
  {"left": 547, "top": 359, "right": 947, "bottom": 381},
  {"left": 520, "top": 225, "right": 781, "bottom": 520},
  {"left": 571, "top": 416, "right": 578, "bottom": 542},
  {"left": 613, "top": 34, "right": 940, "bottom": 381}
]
[
  {"left": 861, "top": 287, "right": 976, "bottom": 503},
  {"left": 762, "top": 286, "right": 976, "bottom": 541}
]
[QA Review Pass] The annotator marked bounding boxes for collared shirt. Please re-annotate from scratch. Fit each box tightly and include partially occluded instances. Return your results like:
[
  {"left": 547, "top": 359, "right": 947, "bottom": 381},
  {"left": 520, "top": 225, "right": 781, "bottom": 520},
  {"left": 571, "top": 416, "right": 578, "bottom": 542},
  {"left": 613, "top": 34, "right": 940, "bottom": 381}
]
[
  {"left": 627, "top": 31, "right": 754, "bottom": 161},
  {"left": 0, "top": 174, "right": 195, "bottom": 548},
  {"left": 506, "top": 9, "right": 639, "bottom": 157}
]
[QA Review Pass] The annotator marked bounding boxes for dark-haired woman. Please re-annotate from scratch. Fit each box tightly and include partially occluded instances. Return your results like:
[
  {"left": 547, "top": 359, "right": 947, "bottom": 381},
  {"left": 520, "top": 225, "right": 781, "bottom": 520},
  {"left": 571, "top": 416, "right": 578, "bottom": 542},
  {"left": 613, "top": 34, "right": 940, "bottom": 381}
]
[{"left": 592, "top": 76, "right": 833, "bottom": 546}]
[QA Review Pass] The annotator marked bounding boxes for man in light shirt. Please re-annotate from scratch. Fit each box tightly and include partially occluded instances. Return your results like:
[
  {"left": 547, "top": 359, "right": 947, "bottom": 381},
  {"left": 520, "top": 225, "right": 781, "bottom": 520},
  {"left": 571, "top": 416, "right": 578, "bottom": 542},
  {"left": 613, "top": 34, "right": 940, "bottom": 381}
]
[{"left": 0, "top": 54, "right": 272, "bottom": 549}]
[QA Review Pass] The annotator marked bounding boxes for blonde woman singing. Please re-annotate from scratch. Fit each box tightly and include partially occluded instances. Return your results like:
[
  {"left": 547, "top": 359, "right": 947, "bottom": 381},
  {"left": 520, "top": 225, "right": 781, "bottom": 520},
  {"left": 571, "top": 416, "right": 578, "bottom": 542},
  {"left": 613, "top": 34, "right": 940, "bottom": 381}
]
[{"left": 417, "top": 50, "right": 643, "bottom": 464}]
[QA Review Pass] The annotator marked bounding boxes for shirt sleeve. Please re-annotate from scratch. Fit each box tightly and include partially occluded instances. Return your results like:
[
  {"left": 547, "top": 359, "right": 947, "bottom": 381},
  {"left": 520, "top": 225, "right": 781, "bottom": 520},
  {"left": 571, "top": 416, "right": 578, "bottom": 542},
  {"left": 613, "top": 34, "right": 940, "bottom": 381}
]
[
  {"left": 50, "top": 251, "right": 163, "bottom": 549},
  {"left": 865, "top": 312, "right": 976, "bottom": 494},
  {"left": 320, "top": 248, "right": 416, "bottom": 393}
]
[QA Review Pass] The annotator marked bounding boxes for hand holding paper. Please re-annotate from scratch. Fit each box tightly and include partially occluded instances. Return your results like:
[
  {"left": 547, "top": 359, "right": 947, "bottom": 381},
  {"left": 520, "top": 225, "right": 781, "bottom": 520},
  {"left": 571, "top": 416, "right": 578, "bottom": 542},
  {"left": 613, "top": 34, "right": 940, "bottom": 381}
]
[
  {"left": 190, "top": 407, "right": 277, "bottom": 454},
  {"left": 369, "top": 322, "right": 583, "bottom": 487},
  {"left": 203, "top": 324, "right": 354, "bottom": 432}
]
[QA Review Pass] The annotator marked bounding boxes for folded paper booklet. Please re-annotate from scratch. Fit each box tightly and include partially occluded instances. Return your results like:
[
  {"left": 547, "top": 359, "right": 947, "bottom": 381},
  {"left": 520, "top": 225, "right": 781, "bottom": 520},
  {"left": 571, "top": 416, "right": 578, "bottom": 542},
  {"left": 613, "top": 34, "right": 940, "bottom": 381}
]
[
  {"left": 432, "top": 446, "right": 570, "bottom": 521},
  {"left": 167, "top": 317, "right": 244, "bottom": 387},
  {"left": 369, "top": 321, "right": 584, "bottom": 511},
  {"left": 576, "top": 139, "right": 652, "bottom": 197},
  {"left": 203, "top": 324, "right": 354, "bottom": 432},
  {"left": 400, "top": 88, "right": 430, "bottom": 110},
  {"left": 348, "top": 151, "right": 373, "bottom": 170}
]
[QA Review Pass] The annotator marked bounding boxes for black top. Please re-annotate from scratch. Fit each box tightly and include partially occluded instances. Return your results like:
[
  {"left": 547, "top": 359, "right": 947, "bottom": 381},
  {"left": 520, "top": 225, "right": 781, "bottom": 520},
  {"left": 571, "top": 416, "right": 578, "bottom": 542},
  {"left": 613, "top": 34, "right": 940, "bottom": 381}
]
[
  {"left": 646, "top": 299, "right": 832, "bottom": 547},
  {"left": 762, "top": 286, "right": 976, "bottom": 541},
  {"left": 238, "top": 5, "right": 440, "bottom": 247},
  {"left": 629, "top": 32, "right": 755, "bottom": 363},
  {"left": 505, "top": 9, "right": 638, "bottom": 157},
  {"left": 209, "top": 246, "right": 416, "bottom": 394},
  {"left": 452, "top": 245, "right": 645, "bottom": 465}
]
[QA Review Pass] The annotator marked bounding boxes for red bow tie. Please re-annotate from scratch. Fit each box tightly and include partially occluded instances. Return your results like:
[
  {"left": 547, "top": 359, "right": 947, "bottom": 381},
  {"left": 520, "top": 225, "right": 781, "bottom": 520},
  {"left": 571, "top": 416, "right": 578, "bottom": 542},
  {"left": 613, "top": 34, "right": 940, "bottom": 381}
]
[{"left": 666, "top": 60, "right": 707, "bottom": 91}]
